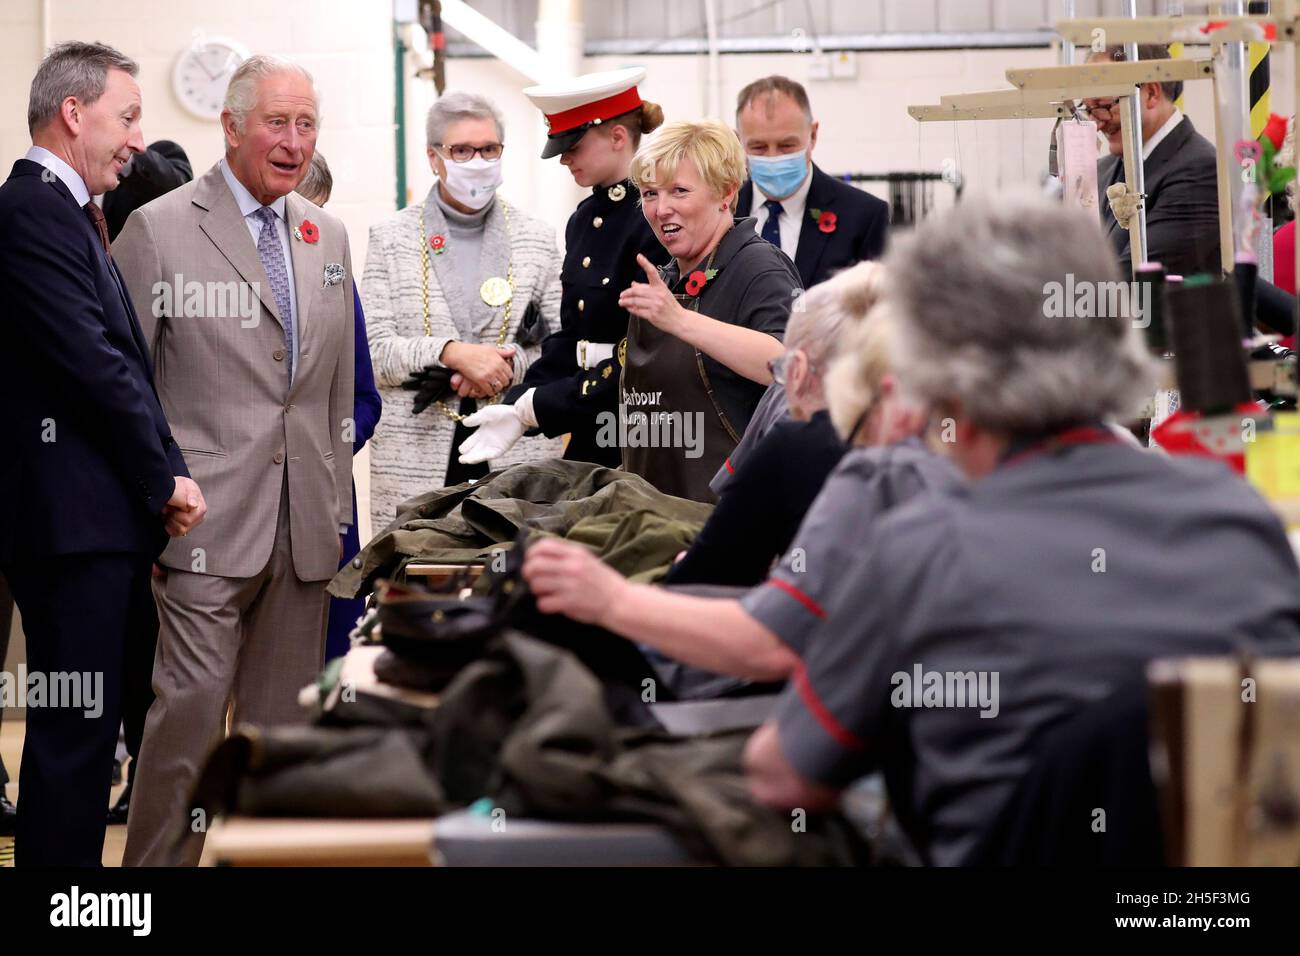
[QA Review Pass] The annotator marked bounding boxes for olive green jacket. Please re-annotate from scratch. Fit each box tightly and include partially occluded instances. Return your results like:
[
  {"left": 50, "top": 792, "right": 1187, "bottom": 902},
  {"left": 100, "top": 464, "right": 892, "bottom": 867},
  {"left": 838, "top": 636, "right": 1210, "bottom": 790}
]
[{"left": 330, "top": 459, "right": 711, "bottom": 599}]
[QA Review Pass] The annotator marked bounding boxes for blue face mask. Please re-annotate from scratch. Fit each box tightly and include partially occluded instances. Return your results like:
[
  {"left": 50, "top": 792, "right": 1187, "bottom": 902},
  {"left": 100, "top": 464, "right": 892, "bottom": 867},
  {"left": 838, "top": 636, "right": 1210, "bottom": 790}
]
[{"left": 748, "top": 151, "right": 809, "bottom": 200}]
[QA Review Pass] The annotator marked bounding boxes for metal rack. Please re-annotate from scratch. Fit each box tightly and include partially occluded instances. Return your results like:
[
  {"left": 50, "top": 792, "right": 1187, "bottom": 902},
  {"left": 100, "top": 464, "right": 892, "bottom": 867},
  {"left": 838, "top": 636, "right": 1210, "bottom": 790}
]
[{"left": 830, "top": 171, "right": 964, "bottom": 227}]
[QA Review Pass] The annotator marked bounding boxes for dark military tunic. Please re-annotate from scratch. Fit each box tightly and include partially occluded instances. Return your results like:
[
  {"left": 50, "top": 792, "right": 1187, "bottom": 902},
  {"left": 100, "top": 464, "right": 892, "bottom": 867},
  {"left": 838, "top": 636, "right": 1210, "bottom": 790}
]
[{"left": 507, "top": 179, "right": 668, "bottom": 466}]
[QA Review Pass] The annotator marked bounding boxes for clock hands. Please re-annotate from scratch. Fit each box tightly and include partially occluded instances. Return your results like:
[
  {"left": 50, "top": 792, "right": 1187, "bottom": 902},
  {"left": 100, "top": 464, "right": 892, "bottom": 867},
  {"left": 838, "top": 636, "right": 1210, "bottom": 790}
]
[{"left": 192, "top": 48, "right": 239, "bottom": 82}]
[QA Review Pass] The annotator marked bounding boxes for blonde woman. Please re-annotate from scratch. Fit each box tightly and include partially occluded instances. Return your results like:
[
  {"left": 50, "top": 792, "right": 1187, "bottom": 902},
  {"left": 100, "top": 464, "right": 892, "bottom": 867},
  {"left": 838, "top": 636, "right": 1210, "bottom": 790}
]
[
  {"left": 521, "top": 262, "right": 961, "bottom": 693},
  {"left": 363, "top": 92, "right": 563, "bottom": 530},
  {"left": 616, "top": 119, "right": 801, "bottom": 502}
]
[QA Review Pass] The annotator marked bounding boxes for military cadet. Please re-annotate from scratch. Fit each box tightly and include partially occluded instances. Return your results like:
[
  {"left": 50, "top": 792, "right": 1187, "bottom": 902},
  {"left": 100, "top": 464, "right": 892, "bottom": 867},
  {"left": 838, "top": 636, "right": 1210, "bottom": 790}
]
[
  {"left": 458, "top": 68, "right": 669, "bottom": 468},
  {"left": 742, "top": 193, "right": 1300, "bottom": 865}
]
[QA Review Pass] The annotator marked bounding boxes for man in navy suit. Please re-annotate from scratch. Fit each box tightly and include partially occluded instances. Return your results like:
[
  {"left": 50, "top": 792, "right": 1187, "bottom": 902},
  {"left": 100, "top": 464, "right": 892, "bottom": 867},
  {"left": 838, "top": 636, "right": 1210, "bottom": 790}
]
[
  {"left": 0, "top": 41, "right": 206, "bottom": 866},
  {"left": 735, "top": 76, "right": 889, "bottom": 291}
]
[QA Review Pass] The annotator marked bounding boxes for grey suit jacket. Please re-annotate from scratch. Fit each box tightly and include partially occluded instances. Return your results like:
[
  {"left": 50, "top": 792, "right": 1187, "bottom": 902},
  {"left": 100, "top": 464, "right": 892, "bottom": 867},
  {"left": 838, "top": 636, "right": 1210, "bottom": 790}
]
[
  {"left": 114, "top": 161, "right": 355, "bottom": 581},
  {"left": 1097, "top": 115, "right": 1221, "bottom": 278}
]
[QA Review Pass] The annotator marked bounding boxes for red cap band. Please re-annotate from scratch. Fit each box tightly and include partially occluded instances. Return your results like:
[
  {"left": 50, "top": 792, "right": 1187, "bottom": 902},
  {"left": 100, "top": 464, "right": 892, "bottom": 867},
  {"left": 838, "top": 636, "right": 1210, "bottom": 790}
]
[{"left": 545, "top": 87, "right": 643, "bottom": 135}]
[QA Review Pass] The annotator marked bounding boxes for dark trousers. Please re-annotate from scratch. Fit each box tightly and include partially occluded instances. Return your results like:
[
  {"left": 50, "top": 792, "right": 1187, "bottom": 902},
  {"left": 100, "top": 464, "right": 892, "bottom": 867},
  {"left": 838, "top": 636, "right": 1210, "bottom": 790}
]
[
  {"left": 0, "top": 572, "right": 12, "bottom": 789},
  {"left": 122, "top": 583, "right": 159, "bottom": 783},
  {"left": 5, "top": 552, "right": 153, "bottom": 866}
]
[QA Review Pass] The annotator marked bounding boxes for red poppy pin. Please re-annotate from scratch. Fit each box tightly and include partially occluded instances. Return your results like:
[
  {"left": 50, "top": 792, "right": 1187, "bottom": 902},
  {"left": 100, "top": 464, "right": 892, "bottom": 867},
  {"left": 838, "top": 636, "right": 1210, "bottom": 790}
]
[
  {"left": 685, "top": 267, "right": 718, "bottom": 297},
  {"left": 430, "top": 234, "right": 446, "bottom": 255},
  {"left": 810, "top": 208, "right": 837, "bottom": 234},
  {"left": 294, "top": 219, "right": 320, "bottom": 244}
]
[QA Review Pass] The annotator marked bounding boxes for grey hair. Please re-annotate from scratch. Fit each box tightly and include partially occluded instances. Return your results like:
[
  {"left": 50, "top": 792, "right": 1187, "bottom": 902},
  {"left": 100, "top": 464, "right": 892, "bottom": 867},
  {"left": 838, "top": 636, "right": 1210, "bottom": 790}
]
[
  {"left": 884, "top": 190, "right": 1155, "bottom": 434},
  {"left": 296, "top": 151, "right": 333, "bottom": 205},
  {"left": 426, "top": 91, "right": 504, "bottom": 148},
  {"left": 787, "top": 261, "right": 886, "bottom": 370},
  {"left": 825, "top": 302, "right": 901, "bottom": 440},
  {"left": 28, "top": 41, "right": 138, "bottom": 136},
  {"left": 223, "top": 55, "right": 319, "bottom": 134}
]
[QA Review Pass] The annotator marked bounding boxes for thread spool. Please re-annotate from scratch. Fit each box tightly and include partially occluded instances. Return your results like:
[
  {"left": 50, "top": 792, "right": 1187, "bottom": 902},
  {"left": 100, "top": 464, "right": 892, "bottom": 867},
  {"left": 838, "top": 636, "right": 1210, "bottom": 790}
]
[
  {"left": 1234, "top": 261, "right": 1258, "bottom": 339},
  {"left": 1135, "top": 262, "right": 1167, "bottom": 354},
  {"left": 1165, "top": 275, "right": 1253, "bottom": 415}
]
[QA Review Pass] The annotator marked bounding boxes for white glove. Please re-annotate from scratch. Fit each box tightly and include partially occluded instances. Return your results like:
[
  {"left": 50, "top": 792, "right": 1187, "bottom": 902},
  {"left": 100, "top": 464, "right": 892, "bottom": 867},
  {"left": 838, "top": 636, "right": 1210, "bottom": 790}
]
[{"left": 458, "top": 403, "right": 527, "bottom": 464}]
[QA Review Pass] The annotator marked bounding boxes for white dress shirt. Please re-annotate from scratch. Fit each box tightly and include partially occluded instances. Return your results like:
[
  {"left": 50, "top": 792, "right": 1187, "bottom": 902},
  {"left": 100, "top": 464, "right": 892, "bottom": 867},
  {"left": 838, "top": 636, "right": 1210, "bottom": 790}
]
[
  {"left": 749, "top": 165, "right": 813, "bottom": 261},
  {"left": 219, "top": 157, "right": 300, "bottom": 376},
  {"left": 25, "top": 144, "right": 90, "bottom": 206},
  {"left": 1142, "top": 109, "right": 1183, "bottom": 162}
]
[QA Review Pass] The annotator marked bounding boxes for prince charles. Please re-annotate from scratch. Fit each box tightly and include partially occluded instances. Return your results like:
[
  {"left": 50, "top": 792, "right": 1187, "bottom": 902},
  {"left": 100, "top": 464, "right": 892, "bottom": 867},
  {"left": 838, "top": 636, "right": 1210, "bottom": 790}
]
[{"left": 113, "top": 55, "right": 355, "bottom": 866}]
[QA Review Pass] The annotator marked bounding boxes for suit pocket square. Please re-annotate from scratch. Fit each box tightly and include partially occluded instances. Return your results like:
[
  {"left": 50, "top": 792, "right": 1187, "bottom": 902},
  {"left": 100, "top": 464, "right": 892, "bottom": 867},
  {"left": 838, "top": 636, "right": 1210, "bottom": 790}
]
[{"left": 323, "top": 263, "right": 346, "bottom": 288}]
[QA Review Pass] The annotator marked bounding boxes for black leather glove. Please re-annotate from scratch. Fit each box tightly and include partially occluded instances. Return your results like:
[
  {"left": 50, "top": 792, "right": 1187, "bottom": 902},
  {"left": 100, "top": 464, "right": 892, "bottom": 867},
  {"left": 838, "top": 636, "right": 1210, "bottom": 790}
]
[
  {"left": 399, "top": 365, "right": 457, "bottom": 415},
  {"left": 513, "top": 300, "right": 547, "bottom": 348}
]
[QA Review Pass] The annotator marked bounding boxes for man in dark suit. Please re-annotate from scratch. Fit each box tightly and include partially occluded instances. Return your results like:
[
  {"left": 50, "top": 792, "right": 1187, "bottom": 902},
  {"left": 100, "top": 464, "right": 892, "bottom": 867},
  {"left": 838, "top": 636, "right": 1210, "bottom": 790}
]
[
  {"left": 1085, "top": 44, "right": 1221, "bottom": 278},
  {"left": 0, "top": 41, "right": 206, "bottom": 866},
  {"left": 735, "top": 75, "right": 889, "bottom": 290},
  {"left": 0, "top": 574, "right": 14, "bottom": 835}
]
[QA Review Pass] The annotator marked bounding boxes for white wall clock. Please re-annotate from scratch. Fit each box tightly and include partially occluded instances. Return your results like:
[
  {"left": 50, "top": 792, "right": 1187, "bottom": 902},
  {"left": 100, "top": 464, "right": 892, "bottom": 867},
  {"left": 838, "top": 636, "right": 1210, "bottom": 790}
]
[{"left": 173, "top": 35, "right": 250, "bottom": 121}]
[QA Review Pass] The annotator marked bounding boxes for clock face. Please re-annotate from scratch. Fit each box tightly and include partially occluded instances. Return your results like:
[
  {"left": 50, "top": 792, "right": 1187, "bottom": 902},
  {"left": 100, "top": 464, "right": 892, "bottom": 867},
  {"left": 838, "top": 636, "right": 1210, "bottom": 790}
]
[{"left": 173, "top": 37, "right": 250, "bottom": 120}]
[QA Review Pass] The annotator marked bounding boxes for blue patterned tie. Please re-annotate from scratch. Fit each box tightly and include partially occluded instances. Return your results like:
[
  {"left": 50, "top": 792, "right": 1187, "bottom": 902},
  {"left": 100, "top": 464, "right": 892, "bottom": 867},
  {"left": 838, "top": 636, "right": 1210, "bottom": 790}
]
[
  {"left": 760, "top": 198, "right": 783, "bottom": 248},
  {"left": 254, "top": 205, "right": 295, "bottom": 385}
]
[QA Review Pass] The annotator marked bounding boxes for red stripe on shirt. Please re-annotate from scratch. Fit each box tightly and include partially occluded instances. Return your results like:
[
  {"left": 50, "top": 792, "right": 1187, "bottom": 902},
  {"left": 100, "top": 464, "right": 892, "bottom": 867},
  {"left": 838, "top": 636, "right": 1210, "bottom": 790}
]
[
  {"left": 723, "top": 457, "right": 735, "bottom": 475},
  {"left": 769, "top": 577, "right": 827, "bottom": 619},
  {"left": 794, "top": 664, "right": 865, "bottom": 752}
]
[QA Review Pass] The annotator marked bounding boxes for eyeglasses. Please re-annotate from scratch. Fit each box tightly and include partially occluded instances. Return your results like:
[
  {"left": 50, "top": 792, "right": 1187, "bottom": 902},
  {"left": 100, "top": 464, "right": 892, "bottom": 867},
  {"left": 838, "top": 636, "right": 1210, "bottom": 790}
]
[
  {"left": 767, "top": 351, "right": 795, "bottom": 386},
  {"left": 433, "top": 142, "right": 504, "bottom": 163},
  {"left": 767, "top": 351, "right": 792, "bottom": 385},
  {"left": 1079, "top": 99, "right": 1119, "bottom": 120}
]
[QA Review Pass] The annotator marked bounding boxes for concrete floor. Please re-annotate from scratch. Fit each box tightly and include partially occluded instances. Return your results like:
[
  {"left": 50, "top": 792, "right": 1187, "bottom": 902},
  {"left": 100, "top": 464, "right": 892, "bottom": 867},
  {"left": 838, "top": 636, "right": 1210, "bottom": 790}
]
[{"left": 0, "top": 717, "right": 128, "bottom": 867}]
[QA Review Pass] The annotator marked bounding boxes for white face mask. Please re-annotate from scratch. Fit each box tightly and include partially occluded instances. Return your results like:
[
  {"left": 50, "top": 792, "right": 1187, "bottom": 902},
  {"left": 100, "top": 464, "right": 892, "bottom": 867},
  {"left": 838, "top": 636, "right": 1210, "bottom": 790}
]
[{"left": 441, "top": 156, "right": 503, "bottom": 210}]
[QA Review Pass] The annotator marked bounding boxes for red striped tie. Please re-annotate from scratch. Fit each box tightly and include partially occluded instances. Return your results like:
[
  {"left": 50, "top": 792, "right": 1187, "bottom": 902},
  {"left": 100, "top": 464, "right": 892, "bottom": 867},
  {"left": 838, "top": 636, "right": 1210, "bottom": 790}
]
[{"left": 83, "top": 201, "right": 111, "bottom": 257}]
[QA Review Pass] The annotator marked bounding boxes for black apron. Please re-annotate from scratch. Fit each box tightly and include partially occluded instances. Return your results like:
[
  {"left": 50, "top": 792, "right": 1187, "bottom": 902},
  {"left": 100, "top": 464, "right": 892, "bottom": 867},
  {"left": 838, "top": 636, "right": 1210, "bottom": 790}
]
[{"left": 621, "top": 292, "right": 740, "bottom": 503}]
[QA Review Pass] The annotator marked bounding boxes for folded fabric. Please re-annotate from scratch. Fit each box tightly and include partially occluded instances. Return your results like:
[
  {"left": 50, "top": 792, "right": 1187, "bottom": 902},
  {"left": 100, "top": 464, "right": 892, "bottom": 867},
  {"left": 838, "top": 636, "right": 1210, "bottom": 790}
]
[
  {"left": 558, "top": 508, "right": 706, "bottom": 583},
  {"left": 440, "top": 633, "right": 860, "bottom": 864},
  {"left": 193, "top": 724, "right": 446, "bottom": 820},
  {"left": 330, "top": 458, "right": 710, "bottom": 599},
  {"left": 305, "top": 645, "right": 440, "bottom": 728},
  {"left": 198, "top": 631, "right": 855, "bottom": 865},
  {"left": 374, "top": 648, "right": 464, "bottom": 693}
]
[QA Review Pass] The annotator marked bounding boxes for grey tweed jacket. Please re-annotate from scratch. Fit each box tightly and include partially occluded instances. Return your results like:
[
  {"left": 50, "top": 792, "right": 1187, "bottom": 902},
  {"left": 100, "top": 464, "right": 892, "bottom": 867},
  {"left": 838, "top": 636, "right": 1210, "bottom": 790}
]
[
  {"left": 362, "top": 187, "right": 563, "bottom": 531},
  {"left": 114, "top": 161, "right": 356, "bottom": 581}
]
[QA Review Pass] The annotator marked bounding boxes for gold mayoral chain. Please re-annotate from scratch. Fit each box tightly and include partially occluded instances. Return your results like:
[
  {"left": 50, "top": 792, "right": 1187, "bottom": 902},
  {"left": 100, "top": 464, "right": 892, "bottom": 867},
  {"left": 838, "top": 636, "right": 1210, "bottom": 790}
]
[{"left": 419, "top": 200, "right": 516, "bottom": 422}]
